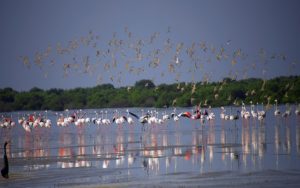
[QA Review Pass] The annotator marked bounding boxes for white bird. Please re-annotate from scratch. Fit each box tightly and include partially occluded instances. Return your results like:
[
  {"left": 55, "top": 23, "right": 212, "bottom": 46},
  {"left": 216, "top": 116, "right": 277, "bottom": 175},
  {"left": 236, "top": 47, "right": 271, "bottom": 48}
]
[
  {"left": 96, "top": 118, "right": 102, "bottom": 125},
  {"left": 220, "top": 106, "right": 225, "bottom": 119},
  {"left": 206, "top": 106, "right": 215, "bottom": 121},
  {"left": 128, "top": 109, "right": 150, "bottom": 124},
  {"left": 22, "top": 121, "right": 32, "bottom": 132},
  {"left": 282, "top": 103, "right": 291, "bottom": 118},
  {"left": 250, "top": 101, "right": 257, "bottom": 118},
  {"left": 258, "top": 114, "right": 264, "bottom": 121},
  {"left": 241, "top": 102, "right": 250, "bottom": 119},
  {"left": 18, "top": 117, "right": 25, "bottom": 125},
  {"left": 257, "top": 103, "right": 266, "bottom": 118},
  {"left": 296, "top": 104, "right": 300, "bottom": 115},
  {"left": 230, "top": 110, "right": 239, "bottom": 121},
  {"left": 45, "top": 119, "right": 51, "bottom": 128},
  {"left": 102, "top": 111, "right": 111, "bottom": 125},
  {"left": 274, "top": 99, "right": 280, "bottom": 116},
  {"left": 100, "top": 111, "right": 106, "bottom": 125},
  {"left": 162, "top": 112, "right": 170, "bottom": 121},
  {"left": 113, "top": 110, "right": 127, "bottom": 125},
  {"left": 154, "top": 111, "right": 164, "bottom": 124},
  {"left": 170, "top": 108, "right": 180, "bottom": 122},
  {"left": 85, "top": 117, "right": 91, "bottom": 124},
  {"left": 126, "top": 109, "right": 134, "bottom": 124}
]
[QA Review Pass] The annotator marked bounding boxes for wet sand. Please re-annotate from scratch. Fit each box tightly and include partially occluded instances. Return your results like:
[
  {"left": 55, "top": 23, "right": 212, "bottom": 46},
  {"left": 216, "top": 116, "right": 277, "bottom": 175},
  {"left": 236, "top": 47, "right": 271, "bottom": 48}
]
[
  {"left": 93, "top": 170, "right": 300, "bottom": 188},
  {"left": 2, "top": 169, "right": 300, "bottom": 187}
]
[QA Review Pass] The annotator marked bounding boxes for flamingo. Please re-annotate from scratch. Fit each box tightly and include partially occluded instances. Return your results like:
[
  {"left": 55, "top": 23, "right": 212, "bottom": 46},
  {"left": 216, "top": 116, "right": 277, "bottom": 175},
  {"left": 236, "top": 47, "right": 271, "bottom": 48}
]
[
  {"left": 224, "top": 112, "right": 230, "bottom": 120},
  {"left": 102, "top": 111, "right": 111, "bottom": 125},
  {"left": 22, "top": 121, "right": 32, "bottom": 132},
  {"left": 18, "top": 115, "right": 25, "bottom": 125},
  {"left": 241, "top": 102, "right": 250, "bottom": 119},
  {"left": 220, "top": 106, "right": 226, "bottom": 119},
  {"left": 179, "top": 111, "right": 192, "bottom": 118},
  {"left": 112, "top": 110, "right": 127, "bottom": 125},
  {"left": 100, "top": 110, "right": 106, "bottom": 125},
  {"left": 257, "top": 103, "right": 266, "bottom": 118},
  {"left": 296, "top": 104, "right": 300, "bottom": 115},
  {"left": 229, "top": 107, "right": 239, "bottom": 120},
  {"left": 250, "top": 101, "right": 257, "bottom": 118},
  {"left": 126, "top": 109, "right": 134, "bottom": 124},
  {"left": 147, "top": 110, "right": 158, "bottom": 124},
  {"left": 128, "top": 109, "right": 150, "bottom": 124},
  {"left": 95, "top": 118, "right": 102, "bottom": 125},
  {"left": 162, "top": 107, "right": 170, "bottom": 121},
  {"left": 282, "top": 103, "right": 291, "bottom": 118},
  {"left": 206, "top": 106, "right": 215, "bottom": 121},
  {"left": 92, "top": 111, "right": 101, "bottom": 125},
  {"left": 258, "top": 114, "right": 264, "bottom": 121},
  {"left": 85, "top": 117, "right": 91, "bottom": 124},
  {"left": 193, "top": 108, "right": 202, "bottom": 120},
  {"left": 152, "top": 111, "right": 164, "bottom": 124},
  {"left": 274, "top": 99, "right": 280, "bottom": 116},
  {"left": 228, "top": 107, "right": 237, "bottom": 120},
  {"left": 1, "top": 115, "right": 15, "bottom": 128},
  {"left": 257, "top": 103, "right": 266, "bottom": 121},
  {"left": 45, "top": 119, "right": 51, "bottom": 128},
  {"left": 156, "top": 111, "right": 164, "bottom": 124},
  {"left": 67, "top": 112, "right": 76, "bottom": 123},
  {"left": 171, "top": 108, "right": 180, "bottom": 122},
  {"left": 57, "top": 113, "right": 69, "bottom": 127}
]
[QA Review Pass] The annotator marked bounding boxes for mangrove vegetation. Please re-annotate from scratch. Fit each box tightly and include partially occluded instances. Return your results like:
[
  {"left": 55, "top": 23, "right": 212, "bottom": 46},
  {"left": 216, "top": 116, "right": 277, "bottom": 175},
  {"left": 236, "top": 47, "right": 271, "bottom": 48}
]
[{"left": 0, "top": 76, "right": 299, "bottom": 112}]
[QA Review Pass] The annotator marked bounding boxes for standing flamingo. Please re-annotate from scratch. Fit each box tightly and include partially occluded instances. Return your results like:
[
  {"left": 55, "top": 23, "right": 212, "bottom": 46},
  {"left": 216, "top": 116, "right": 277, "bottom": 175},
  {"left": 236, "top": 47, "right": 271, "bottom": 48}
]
[{"left": 274, "top": 99, "right": 280, "bottom": 116}]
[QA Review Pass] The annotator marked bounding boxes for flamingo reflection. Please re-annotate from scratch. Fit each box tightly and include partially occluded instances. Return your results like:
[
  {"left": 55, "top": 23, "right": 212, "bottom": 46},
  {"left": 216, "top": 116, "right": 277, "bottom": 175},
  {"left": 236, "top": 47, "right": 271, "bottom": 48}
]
[
  {"left": 58, "top": 130, "right": 74, "bottom": 168},
  {"left": 296, "top": 121, "right": 300, "bottom": 155}
]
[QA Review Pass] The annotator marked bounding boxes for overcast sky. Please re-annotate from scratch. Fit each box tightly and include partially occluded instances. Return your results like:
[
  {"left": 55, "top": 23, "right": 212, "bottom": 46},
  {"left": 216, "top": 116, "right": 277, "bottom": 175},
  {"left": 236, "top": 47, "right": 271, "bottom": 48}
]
[{"left": 1, "top": 0, "right": 300, "bottom": 91}]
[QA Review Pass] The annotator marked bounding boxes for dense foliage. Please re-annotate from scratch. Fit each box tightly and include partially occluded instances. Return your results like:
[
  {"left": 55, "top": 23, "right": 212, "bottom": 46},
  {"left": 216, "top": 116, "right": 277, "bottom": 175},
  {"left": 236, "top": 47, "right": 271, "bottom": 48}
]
[{"left": 0, "top": 76, "right": 299, "bottom": 112}]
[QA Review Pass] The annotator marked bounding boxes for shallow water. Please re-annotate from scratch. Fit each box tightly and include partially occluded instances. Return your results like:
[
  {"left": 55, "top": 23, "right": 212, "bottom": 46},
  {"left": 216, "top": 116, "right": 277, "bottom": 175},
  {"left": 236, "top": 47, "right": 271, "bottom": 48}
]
[{"left": 0, "top": 105, "right": 300, "bottom": 187}]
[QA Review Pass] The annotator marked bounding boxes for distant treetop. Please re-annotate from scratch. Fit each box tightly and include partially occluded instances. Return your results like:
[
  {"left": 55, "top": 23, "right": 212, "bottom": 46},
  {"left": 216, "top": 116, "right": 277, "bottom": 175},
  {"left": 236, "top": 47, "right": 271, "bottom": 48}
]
[{"left": 134, "top": 80, "right": 155, "bottom": 88}]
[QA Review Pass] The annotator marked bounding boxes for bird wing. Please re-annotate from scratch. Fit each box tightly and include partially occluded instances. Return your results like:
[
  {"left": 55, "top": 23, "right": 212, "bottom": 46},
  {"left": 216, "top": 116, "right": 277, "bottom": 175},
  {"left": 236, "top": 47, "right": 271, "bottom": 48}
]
[
  {"left": 129, "top": 112, "right": 139, "bottom": 119},
  {"left": 122, "top": 116, "right": 127, "bottom": 121},
  {"left": 179, "top": 112, "right": 191, "bottom": 118}
]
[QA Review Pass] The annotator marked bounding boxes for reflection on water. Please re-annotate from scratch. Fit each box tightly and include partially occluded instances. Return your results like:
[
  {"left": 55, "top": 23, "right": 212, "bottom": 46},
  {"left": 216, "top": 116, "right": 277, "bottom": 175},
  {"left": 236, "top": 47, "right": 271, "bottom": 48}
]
[
  {"left": 0, "top": 106, "right": 300, "bottom": 183},
  {"left": 58, "top": 128, "right": 74, "bottom": 168},
  {"left": 297, "top": 119, "right": 300, "bottom": 155}
]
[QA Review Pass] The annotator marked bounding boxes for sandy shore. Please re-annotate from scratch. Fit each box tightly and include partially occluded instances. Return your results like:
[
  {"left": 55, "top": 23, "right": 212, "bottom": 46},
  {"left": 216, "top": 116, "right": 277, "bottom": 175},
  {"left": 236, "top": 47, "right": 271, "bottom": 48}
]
[
  {"left": 1, "top": 169, "right": 300, "bottom": 188},
  {"left": 91, "top": 170, "right": 300, "bottom": 188}
]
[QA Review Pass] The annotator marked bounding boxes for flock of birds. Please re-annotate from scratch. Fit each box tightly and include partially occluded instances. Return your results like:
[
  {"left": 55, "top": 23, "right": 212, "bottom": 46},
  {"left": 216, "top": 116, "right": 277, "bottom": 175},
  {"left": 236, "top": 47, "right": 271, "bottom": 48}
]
[
  {"left": 1, "top": 102, "right": 300, "bottom": 133},
  {"left": 19, "top": 27, "right": 298, "bottom": 92},
  {"left": 15, "top": 28, "right": 299, "bottom": 134},
  {"left": 5, "top": 22, "right": 299, "bottom": 181}
]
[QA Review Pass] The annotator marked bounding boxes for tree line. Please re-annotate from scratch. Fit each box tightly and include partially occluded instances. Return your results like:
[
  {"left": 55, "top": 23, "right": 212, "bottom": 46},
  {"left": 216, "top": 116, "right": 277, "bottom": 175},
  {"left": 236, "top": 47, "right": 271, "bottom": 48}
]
[{"left": 0, "top": 76, "right": 299, "bottom": 112}]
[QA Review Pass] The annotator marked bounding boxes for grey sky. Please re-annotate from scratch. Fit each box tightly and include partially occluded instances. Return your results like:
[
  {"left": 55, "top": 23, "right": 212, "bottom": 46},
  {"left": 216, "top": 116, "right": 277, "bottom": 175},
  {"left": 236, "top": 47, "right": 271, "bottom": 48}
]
[{"left": 0, "top": 0, "right": 300, "bottom": 91}]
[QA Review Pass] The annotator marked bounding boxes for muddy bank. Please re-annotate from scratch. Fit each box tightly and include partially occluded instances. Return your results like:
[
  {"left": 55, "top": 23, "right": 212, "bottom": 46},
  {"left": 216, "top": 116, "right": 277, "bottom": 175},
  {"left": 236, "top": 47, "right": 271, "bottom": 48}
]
[{"left": 1, "top": 169, "right": 300, "bottom": 188}]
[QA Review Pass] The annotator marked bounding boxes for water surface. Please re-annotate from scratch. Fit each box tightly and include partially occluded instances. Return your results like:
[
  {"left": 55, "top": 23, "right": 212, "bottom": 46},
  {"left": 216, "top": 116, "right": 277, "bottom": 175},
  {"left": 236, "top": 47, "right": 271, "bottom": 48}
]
[{"left": 0, "top": 105, "right": 300, "bottom": 187}]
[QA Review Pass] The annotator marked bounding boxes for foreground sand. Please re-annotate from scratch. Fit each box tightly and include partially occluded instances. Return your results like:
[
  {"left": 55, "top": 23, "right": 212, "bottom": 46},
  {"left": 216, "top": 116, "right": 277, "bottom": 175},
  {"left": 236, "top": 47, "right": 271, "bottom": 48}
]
[
  {"left": 1, "top": 169, "right": 300, "bottom": 188},
  {"left": 92, "top": 170, "right": 300, "bottom": 188}
]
